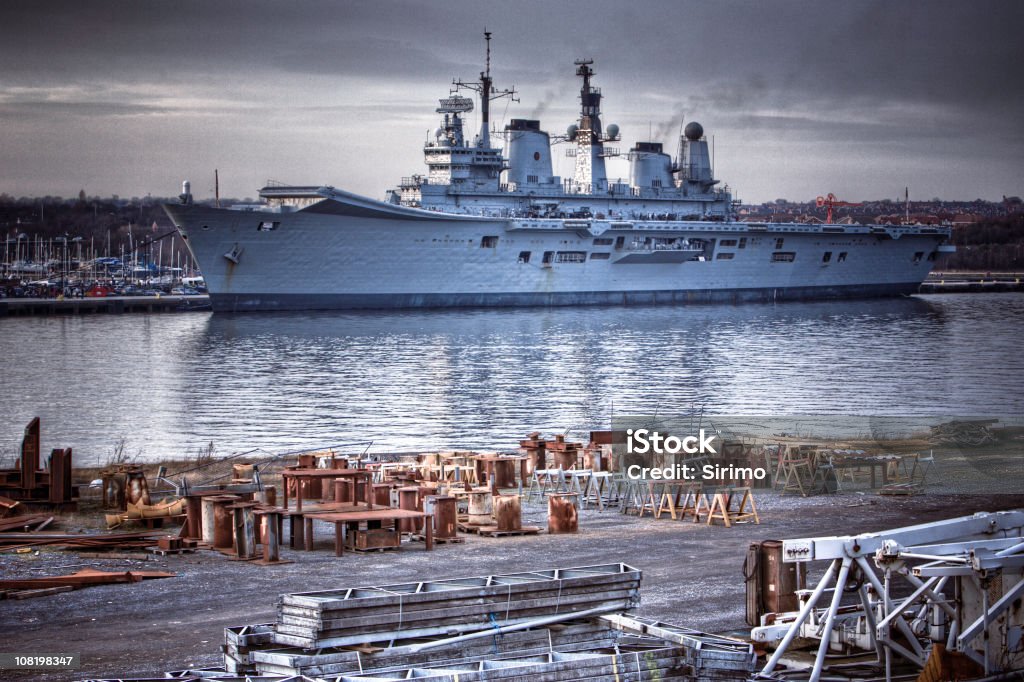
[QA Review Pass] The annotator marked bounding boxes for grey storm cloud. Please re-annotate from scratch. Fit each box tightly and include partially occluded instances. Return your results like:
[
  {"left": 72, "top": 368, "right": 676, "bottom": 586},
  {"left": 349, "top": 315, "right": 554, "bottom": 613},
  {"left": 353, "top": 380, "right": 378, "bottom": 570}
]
[{"left": 0, "top": 0, "right": 1021, "bottom": 201}]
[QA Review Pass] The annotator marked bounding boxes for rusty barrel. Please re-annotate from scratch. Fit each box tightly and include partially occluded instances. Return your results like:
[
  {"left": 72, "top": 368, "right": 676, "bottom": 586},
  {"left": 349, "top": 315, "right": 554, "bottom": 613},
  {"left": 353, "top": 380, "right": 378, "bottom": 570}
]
[
  {"left": 526, "top": 447, "right": 545, "bottom": 475},
  {"left": 125, "top": 467, "right": 151, "bottom": 506},
  {"left": 334, "top": 478, "right": 352, "bottom": 503},
  {"left": 467, "top": 490, "right": 493, "bottom": 525},
  {"left": 431, "top": 495, "right": 457, "bottom": 539},
  {"left": 200, "top": 496, "right": 217, "bottom": 544},
  {"left": 398, "top": 487, "right": 421, "bottom": 533},
  {"left": 373, "top": 483, "right": 393, "bottom": 507},
  {"left": 255, "top": 486, "right": 276, "bottom": 507},
  {"left": 493, "top": 460, "right": 516, "bottom": 489},
  {"left": 209, "top": 495, "right": 240, "bottom": 549},
  {"left": 553, "top": 450, "right": 577, "bottom": 471},
  {"left": 494, "top": 494, "right": 522, "bottom": 532},
  {"left": 185, "top": 495, "right": 203, "bottom": 539},
  {"left": 547, "top": 493, "right": 579, "bottom": 534}
]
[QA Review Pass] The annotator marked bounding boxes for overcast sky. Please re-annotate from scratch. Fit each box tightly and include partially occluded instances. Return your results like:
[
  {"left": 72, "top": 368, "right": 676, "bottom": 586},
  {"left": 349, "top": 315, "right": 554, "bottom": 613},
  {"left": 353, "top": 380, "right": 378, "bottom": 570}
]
[{"left": 1, "top": 0, "right": 1021, "bottom": 203}]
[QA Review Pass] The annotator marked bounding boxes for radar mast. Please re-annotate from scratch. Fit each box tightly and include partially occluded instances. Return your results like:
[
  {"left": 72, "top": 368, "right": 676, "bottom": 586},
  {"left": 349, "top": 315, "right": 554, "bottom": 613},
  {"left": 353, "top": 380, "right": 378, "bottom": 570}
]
[{"left": 452, "top": 31, "right": 518, "bottom": 149}]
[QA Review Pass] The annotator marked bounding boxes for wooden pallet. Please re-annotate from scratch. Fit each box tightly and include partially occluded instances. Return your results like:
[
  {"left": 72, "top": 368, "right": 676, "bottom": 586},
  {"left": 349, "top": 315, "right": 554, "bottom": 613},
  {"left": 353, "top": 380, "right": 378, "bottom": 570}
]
[
  {"left": 473, "top": 525, "right": 542, "bottom": 537},
  {"left": 348, "top": 544, "right": 400, "bottom": 553},
  {"left": 410, "top": 533, "right": 464, "bottom": 544},
  {"left": 456, "top": 521, "right": 487, "bottom": 533},
  {"left": 148, "top": 546, "right": 197, "bottom": 556},
  {"left": 3, "top": 586, "right": 74, "bottom": 600}
]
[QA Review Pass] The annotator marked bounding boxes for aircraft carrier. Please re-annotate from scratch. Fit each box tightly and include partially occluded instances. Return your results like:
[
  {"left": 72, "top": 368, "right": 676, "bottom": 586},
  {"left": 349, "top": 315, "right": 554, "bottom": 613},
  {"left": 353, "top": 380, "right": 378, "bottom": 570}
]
[{"left": 164, "top": 34, "right": 953, "bottom": 312}]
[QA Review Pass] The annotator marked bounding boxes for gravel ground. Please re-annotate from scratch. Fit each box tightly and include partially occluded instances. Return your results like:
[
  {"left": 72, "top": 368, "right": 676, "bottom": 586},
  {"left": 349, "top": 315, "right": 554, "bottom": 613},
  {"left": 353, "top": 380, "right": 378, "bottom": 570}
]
[{"left": 1, "top": 488, "right": 1022, "bottom": 681}]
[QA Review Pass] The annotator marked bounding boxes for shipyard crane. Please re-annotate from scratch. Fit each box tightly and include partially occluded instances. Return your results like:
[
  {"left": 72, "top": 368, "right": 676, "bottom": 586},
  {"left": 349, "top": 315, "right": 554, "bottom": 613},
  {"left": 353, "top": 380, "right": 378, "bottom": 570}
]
[{"left": 815, "top": 192, "right": 861, "bottom": 224}]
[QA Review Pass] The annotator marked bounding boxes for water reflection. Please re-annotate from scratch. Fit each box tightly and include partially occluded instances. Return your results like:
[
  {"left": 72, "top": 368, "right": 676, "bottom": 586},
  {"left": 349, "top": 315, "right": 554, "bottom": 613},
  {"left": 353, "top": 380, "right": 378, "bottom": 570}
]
[{"left": 1, "top": 294, "right": 1020, "bottom": 464}]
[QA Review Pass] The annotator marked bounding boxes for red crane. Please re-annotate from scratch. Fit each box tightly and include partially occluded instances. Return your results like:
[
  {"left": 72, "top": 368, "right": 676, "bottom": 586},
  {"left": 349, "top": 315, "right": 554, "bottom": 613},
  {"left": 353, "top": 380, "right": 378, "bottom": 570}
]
[{"left": 815, "top": 193, "right": 862, "bottom": 224}]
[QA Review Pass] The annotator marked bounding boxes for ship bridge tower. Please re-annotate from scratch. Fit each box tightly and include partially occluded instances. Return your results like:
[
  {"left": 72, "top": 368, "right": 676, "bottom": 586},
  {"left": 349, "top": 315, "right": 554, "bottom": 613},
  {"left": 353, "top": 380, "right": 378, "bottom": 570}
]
[{"left": 570, "top": 60, "right": 619, "bottom": 193}]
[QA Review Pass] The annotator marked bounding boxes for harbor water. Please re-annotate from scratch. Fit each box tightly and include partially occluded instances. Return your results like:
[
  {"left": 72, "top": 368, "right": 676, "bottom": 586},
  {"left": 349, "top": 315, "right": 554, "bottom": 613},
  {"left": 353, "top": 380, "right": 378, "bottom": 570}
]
[{"left": 1, "top": 293, "right": 1022, "bottom": 465}]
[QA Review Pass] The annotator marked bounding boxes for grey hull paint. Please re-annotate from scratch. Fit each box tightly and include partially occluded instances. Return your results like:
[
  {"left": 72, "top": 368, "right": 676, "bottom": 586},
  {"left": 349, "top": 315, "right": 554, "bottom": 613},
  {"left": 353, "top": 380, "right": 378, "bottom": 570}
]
[{"left": 209, "top": 282, "right": 921, "bottom": 312}]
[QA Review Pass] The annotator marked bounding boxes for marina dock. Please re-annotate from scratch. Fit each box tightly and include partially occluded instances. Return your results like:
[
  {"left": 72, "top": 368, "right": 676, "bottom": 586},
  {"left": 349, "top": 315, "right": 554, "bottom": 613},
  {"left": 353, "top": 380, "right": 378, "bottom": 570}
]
[
  {"left": 0, "top": 294, "right": 210, "bottom": 316},
  {"left": 919, "top": 273, "right": 1024, "bottom": 293}
]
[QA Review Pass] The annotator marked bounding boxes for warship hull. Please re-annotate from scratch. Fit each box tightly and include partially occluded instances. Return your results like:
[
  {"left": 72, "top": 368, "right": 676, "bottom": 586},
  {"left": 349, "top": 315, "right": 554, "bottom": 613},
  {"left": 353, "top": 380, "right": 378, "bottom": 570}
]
[{"left": 164, "top": 192, "right": 947, "bottom": 313}]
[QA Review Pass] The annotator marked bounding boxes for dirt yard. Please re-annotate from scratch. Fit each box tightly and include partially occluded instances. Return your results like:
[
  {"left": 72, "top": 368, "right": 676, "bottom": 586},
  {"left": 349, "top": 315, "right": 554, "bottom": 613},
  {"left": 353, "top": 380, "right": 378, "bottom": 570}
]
[{"left": 2, "top": 489, "right": 1022, "bottom": 681}]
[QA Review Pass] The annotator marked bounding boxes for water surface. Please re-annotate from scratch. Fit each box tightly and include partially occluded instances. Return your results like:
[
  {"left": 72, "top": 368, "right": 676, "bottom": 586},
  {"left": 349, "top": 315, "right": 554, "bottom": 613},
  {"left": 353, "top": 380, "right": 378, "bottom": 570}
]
[{"left": 1, "top": 293, "right": 1021, "bottom": 465}]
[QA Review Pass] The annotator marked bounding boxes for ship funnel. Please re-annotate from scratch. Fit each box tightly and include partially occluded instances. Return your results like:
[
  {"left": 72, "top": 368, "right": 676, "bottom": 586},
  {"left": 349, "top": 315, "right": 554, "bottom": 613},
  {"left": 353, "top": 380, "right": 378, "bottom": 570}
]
[
  {"left": 628, "top": 142, "right": 673, "bottom": 191},
  {"left": 503, "top": 119, "right": 554, "bottom": 187},
  {"left": 179, "top": 180, "right": 193, "bottom": 205}
]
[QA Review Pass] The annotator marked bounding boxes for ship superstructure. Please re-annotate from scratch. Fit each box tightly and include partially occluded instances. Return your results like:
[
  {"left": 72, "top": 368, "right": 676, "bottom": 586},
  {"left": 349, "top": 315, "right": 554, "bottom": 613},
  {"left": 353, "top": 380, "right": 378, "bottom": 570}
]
[{"left": 164, "top": 34, "right": 953, "bottom": 312}]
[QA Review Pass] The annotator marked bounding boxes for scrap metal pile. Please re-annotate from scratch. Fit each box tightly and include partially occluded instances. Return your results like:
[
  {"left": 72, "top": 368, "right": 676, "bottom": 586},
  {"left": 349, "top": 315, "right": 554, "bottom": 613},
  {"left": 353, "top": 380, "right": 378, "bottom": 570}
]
[
  {"left": 0, "top": 417, "right": 76, "bottom": 508},
  {"left": 928, "top": 419, "right": 1000, "bottom": 447},
  {"left": 750, "top": 510, "right": 1024, "bottom": 682},
  {"left": 83, "top": 563, "right": 757, "bottom": 681}
]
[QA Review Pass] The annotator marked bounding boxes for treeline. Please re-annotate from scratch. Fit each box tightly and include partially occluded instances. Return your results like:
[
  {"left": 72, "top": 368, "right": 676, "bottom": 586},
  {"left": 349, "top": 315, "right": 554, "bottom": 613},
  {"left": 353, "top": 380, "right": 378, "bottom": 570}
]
[
  {"left": 1, "top": 195, "right": 173, "bottom": 247},
  {"left": 944, "top": 215, "right": 1024, "bottom": 271}
]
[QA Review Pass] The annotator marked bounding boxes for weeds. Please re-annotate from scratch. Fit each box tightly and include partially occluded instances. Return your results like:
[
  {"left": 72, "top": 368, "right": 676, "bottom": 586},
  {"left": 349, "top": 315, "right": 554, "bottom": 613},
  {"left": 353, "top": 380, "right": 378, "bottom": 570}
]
[
  {"left": 192, "top": 441, "right": 216, "bottom": 467},
  {"left": 105, "top": 436, "right": 140, "bottom": 467}
]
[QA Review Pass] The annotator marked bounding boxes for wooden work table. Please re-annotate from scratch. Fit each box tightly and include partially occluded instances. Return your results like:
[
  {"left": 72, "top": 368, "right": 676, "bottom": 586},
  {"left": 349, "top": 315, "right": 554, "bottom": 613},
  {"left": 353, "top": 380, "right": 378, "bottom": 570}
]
[
  {"left": 281, "top": 468, "right": 374, "bottom": 511},
  {"left": 307, "top": 509, "right": 432, "bottom": 557}
]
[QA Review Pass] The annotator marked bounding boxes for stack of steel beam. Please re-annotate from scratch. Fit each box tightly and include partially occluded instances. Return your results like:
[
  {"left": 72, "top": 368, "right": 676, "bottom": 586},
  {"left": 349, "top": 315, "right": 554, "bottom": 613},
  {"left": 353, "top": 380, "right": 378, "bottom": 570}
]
[{"left": 272, "top": 563, "right": 642, "bottom": 649}]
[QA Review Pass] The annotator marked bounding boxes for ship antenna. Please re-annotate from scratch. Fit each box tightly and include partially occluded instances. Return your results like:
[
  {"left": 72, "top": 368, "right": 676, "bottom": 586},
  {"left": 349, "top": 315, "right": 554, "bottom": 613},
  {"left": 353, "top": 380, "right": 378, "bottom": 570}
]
[
  {"left": 452, "top": 30, "right": 517, "bottom": 149},
  {"left": 485, "top": 29, "right": 491, "bottom": 80}
]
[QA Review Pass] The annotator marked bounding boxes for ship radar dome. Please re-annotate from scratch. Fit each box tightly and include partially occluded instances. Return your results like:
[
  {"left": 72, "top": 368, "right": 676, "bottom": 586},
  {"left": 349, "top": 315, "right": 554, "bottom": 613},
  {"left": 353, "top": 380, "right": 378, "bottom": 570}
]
[
  {"left": 684, "top": 122, "right": 704, "bottom": 141},
  {"left": 567, "top": 123, "right": 579, "bottom": 140},
  {"left": 434, "top": 127, "right": 444, "bottom": 139},
  {"left": 606, "top": 123, "right": 619, "bottom": 138}
]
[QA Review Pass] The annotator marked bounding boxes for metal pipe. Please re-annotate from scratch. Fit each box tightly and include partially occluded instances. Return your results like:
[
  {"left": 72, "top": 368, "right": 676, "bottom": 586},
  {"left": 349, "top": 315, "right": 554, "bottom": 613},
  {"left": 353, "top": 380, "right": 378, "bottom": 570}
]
[
  {"left": 809, "top": 557, "right": 853, "bottom": 682},
  {"left": 858, "top": 582, "right": 884, "bottom": 664},
  {"left": 904, "top": 573, "right": 957, "bottom": 620},
  {"left": 993, "top": 540, "right": 1024, "bottom": 558},
  {"left": 876, "top": 576, "right": 938, "bottom": 633},
  {"left": 402, "top": 605, "right": 613, "bottom": 653},
  {"left": 762, "top": 558, "right": 839, "bottom": 675}
]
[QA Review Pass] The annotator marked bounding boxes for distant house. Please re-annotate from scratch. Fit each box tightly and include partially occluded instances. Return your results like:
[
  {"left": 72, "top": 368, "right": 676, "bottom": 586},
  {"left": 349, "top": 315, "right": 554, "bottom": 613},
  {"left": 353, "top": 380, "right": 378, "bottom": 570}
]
[{"left": 952, "top": 213, "right": 983, "bottom": 227}]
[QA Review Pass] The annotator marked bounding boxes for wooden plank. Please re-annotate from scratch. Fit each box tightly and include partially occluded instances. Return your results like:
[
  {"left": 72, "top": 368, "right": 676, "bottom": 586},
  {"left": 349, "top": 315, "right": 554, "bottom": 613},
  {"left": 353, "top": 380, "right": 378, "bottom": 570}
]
[
  {"left": 10, "top": 586, "right": 74, "bottom": 599},
  {"left": 0, "top": 568, "right": 175, "bottom": 590}
]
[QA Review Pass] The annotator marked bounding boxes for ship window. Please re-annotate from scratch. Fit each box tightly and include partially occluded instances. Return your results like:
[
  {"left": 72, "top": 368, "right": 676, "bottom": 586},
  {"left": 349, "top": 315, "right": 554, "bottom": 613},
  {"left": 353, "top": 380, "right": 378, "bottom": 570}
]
[
  {"left": 739, "top": 237, "right": 747, "bottom": 248},
  {"left": 927, "top": 251, "right": 937, "bottom": 261},
  {"left": 720, "top": 239, "right": 738, "bottom": 247},
  {"left": 481, "top": 236, "right": 499, "bottom": 248},
  {"left": 822, "top": 251, "right": 832, "bottom": 263},
  {"left": 837, "top": 251, "right": 848, "bottom": 262},
  {"left": 555, "top": 251, "right": 586, "bottom": 263},
  {"left": 257, "top": 221, "right": 279, "bottom": 232},
  {"left": 912, "top": 251, "right": 924, "bottom": 263},
  {"left": 590, "top": 252, "right": 611, "bottom": 260},
  {"left": 593, "top": 238, "right": 613, "bottom": 246},
  {"left": 542, "top": 251, "right": 554, "bottom": 264},
  {"left": 775, "top": 238, "right": 785, "bottom": 249},
  {"left": 771, "top": 252, "right": 796, "bottom": 263},
  {"left": 614, "top": 236, "right": 625, "bottom": 249},
  {"left": 518, "top": 251, "right": 531, "bottom": 263},
  {"left": 716, "top": 252, "right": 735, "bottom": 260}
]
